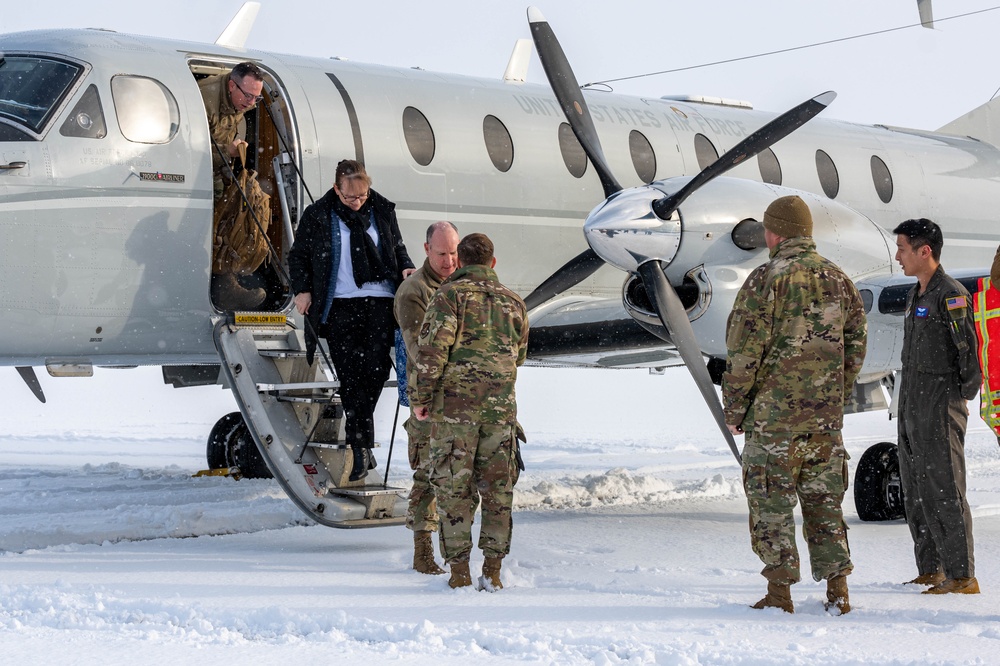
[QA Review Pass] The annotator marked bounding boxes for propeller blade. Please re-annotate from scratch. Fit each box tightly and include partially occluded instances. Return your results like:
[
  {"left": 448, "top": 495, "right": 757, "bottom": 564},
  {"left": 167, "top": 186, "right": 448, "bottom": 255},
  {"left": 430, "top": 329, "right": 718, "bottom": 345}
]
[
  {"left": 528, "top": 7, "right": 622, "bottom": 199},
  {"left": 637, "top": 261, "right": 741, "bottom": 464},
  {"left": 652, "top": 91, "right": 836, "bottom": 221},
  {"left": 524, "top": 248, "right": 604, "bottom": 311}
]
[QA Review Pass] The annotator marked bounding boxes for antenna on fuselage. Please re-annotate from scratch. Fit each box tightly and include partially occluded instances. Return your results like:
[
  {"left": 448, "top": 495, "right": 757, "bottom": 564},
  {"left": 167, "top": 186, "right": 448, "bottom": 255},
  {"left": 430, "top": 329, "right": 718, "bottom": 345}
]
[
  {"left": 918, "top": 0, "right": 934, "bottom": 28},
  {"left": 216, "top": 1, "right": 261, "bottom": 48},
  {"left": 503, "top": 39, "right": 533, "bottom": 83}
]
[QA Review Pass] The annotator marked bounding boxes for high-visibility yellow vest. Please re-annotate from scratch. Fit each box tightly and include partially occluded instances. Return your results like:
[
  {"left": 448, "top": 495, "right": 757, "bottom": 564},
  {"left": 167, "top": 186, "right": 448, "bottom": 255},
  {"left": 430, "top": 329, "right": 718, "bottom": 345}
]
[{"left": 974, "top": 277, "right": 1000, "bottom": 435}]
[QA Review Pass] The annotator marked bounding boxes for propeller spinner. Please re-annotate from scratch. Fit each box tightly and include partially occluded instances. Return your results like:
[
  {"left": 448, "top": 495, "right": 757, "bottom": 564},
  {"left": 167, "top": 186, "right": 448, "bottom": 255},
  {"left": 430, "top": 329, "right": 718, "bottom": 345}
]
[{"left": 525, "top": 7, "right": 836, "bottom": 463}]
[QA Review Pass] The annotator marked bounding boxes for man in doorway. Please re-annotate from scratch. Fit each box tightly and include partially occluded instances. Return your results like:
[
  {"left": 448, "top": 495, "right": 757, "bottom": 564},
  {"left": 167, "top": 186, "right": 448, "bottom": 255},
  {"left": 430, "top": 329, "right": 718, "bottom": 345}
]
[
  {"left": 199, "top": 61, "right": 266, "bottom": 310},
  {"left": 394, "top": 221, "right": 460, "bottom": 575}
]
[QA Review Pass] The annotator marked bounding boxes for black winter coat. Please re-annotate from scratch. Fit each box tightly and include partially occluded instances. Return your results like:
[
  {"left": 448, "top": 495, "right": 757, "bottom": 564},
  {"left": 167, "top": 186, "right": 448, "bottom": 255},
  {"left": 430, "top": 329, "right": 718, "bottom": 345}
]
[{"left": 288, "top": 188, "right": 414, "bottom": 363}]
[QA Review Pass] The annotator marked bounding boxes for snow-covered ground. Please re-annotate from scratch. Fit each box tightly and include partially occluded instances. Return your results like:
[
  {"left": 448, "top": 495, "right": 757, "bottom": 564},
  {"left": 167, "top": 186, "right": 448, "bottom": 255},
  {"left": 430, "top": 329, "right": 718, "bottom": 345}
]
[{"left": 3, "top": 366, "right": 1000, "bottom": 664}]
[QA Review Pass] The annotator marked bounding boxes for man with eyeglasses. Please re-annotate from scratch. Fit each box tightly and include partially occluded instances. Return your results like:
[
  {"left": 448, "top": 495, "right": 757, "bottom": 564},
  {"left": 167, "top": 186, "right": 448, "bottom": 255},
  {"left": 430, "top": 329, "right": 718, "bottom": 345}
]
[{"left": 198, "top": 61, "right": 267, "bottom": 310}]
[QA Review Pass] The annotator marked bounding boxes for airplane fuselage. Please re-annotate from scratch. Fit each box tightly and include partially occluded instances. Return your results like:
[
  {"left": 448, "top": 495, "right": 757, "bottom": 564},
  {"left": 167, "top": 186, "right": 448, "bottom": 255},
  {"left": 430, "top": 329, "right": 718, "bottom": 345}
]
[{"left": 2, "top": 28, "right": 999, "bottom": 378}]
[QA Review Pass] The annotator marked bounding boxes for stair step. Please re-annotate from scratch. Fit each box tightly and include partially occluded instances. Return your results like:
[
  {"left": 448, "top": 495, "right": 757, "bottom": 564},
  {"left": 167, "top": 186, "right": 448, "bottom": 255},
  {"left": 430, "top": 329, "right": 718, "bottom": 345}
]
[{"left": 329, "top": 485, "right": 406, "bottom": 498}]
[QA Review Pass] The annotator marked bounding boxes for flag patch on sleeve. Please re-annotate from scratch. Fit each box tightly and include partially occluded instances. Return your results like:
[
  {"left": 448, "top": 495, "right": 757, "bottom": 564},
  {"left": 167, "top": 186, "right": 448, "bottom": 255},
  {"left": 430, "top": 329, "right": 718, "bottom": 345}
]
[{"left": 946, "top": 295, "right": 968, "bottom": 310}]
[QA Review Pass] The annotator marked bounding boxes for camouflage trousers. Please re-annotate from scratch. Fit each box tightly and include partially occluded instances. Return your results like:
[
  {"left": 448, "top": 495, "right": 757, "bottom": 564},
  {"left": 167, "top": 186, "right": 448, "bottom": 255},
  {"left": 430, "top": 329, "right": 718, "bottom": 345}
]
[
  {"left": 404, "top": 412, "right": 438, "bottom": 533},
  {"left": 428, "top": 422, "right": 519, "bottom": 564},
  {"left": 742, "top": 430, "right": 853, "bottom": 584}
]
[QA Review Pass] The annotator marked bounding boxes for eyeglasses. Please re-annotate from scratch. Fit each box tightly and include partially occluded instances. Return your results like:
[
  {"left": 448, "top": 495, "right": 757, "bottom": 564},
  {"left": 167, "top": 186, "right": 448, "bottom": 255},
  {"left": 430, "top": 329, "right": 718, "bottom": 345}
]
[
  {"left": 230, "top": 77, "right": 264, "bottom": 104},
  {"left": 339, "top": 190, "right": 369, "bottom": 203}
]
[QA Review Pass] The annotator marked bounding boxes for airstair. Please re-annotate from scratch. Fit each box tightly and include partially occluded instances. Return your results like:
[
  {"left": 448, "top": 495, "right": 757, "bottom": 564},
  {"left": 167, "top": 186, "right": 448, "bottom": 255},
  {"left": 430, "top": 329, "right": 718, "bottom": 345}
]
[{"left": 213, "top": 315, "right": 408, "bottom": 528}]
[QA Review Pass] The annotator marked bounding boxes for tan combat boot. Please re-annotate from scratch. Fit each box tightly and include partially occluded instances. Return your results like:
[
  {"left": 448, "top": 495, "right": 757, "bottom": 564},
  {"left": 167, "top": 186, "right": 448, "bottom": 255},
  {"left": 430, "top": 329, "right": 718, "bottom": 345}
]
[
  {"left": 448, "top": 561, "right": 472, "bottom": 589},
  {"left": 412, "top": 530, "right": 445, "bottom": 575},
  {"left": 923, "top": 576, "right": 980, "bottom": 595},
  {"left": 211, "top": 272, "right": 265, "bottom": 311},
  {"left": 824, "top": 574, "right": 850, "bottom": 615},
  {"left": 904, "top": 572, "right": 946, "bottom": 586},
  {"left": 479, "top": 556, "right": 503, "bottom": 592},
  {"left": 751, "top": 581, "right": 794, "bottom": 613}
]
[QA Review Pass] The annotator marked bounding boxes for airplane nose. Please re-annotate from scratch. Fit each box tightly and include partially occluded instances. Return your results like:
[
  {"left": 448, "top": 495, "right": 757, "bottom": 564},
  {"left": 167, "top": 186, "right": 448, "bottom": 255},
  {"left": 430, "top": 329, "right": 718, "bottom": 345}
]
[{"left": 583, "top": 185, "right": 682, "bottom": 273}]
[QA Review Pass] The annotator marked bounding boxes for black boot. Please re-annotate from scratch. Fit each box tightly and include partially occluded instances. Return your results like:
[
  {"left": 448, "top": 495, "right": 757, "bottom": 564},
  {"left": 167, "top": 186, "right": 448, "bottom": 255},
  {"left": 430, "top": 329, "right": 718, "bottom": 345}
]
[{"left": 348, "top": 447, "right": 369, "bottom": 482}]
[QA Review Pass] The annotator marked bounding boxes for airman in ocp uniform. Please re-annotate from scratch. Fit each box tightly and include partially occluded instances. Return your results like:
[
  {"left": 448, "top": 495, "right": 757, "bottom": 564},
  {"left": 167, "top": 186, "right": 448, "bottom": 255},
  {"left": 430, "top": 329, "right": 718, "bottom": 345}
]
[
  {"left": 412, "top": 233, "right": 529, "bottom": 591},
  {"left": 394, "top": 221, "right": 461, "bottom": 575},
  {"left": 722, "top": 195, "right": 867, "bottom": 614}
]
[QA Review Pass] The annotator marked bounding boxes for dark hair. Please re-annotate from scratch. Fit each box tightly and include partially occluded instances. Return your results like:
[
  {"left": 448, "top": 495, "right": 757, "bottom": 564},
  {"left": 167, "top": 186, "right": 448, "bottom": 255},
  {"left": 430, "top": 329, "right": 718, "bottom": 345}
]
[
  {"left": 230, "top": 61, "right": 264, "bottom": 83},
  {"left": 458, "top": 233, "right": 494, "bottom": 266},
  {"left": 335, "top": 159, "right": 372, "bottom": 188},
  {"left": 892, "top": 218, "right": 943, "bottom": 261},
  {"left": 426, "top": 221, "right": 459, "bottom": 243}
]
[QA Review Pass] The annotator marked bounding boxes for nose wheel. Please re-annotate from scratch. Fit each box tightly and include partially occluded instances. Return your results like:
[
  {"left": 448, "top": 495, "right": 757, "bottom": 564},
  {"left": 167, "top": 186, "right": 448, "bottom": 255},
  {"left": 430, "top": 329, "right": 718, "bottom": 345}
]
[
  {"left": 853, "top": 441, "right": 905, "bottom": 521},
  {"left": 206, "top": 411, "right": 273, "bottom": 479}
]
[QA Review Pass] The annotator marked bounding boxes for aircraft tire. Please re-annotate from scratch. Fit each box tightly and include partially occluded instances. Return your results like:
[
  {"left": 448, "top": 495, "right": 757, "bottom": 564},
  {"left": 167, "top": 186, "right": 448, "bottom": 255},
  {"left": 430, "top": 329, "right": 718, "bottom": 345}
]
[
  {"left": 229, "top": 422, "right": 273, "bottom": 480},
  {"left": 853, "top": 441, "right": 905, "bottom": 522},
  {"left": 206, "top": 412, "right": 245, "bottom": 470}
]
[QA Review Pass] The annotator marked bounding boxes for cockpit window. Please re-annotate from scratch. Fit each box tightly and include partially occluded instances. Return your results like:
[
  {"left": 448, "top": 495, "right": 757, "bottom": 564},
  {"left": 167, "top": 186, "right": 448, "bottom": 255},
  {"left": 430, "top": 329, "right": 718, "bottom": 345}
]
[
  {"left": 60, "top": 85, "right": 107, "bottom": 139},
  {"left": 0, "top": 56, "right": 83, "bottom": 134},
  {"left": 111, "top": 75, "right": 179, "bottom": 144}
]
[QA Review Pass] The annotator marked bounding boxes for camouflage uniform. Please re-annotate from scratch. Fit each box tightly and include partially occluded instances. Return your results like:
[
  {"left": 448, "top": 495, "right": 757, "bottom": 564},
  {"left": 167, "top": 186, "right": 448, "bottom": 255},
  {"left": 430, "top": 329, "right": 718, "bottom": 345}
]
[
  {"left": 898, "top": 265, "right": 980, "bottom": 579},
  {"left": 394, "top": 258, "right": 446, "bottom": 533},
  {"left": 412, "top": 264, "right": 529, "bottom": 564},
  {"left": 723, "top": 236, "right": 867, "bottom": 584},
  {"left": 198, "top": 73, "right": 247, "bottom": 200}
]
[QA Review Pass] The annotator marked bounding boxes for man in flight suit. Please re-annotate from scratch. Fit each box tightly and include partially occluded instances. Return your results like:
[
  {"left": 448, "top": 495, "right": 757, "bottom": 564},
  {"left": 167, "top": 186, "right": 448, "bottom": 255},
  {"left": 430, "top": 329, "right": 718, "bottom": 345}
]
[
  {"left": 723, "top": 195, "right": 867, "bottom": 614},
  {"left": 393, "top": 221, "right": 460, "bottom": 575},
  {"left": 412, "top": 233, "right": 529, "bottom": 591},
  {"left": 894, "top": 218, "right": 981, "bottom": 595}
]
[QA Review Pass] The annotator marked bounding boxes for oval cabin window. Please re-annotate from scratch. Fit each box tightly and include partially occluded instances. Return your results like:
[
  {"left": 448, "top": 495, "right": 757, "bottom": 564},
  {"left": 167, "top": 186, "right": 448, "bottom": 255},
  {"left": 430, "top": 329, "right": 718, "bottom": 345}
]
[
  {"left": 483, "top": 115, "right": 514, "bottom": 172},
  {"left": 629, "top": 130, "right": 656, "bottom": 183},
  {"left": 402, "top": 106, "right": 435, "bottom": 166},
  {"left": 558, "top": 122, "right": 587, "bottom": 178},
  {"left": 815, "top": 149, "right": 840, "bottom": 199}
]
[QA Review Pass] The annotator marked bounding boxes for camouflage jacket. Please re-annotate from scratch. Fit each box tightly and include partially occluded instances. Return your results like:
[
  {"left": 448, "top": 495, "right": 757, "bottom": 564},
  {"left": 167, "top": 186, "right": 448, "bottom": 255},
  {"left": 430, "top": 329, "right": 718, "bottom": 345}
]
[
  {"left": 722, "top": 236, "right": 867, "bottom": 433},
  {"left": 394, "top": 258, "right": 445, "bottom": 387},
  {"left": 412, "top": 264, "right": 529, "bottom": 424},
  {"left": 198, "top": 73, "right": 246, "bottom": 178}
]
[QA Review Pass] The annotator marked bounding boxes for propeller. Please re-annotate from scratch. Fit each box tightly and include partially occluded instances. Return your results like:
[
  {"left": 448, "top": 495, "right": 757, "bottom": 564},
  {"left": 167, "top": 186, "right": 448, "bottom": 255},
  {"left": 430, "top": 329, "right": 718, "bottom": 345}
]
[
  {"left": 525, "top": 7, "right": 835, "bottom": 463},
  {"left": 651, "top": 91, "right": 836, "bottom": 221}
]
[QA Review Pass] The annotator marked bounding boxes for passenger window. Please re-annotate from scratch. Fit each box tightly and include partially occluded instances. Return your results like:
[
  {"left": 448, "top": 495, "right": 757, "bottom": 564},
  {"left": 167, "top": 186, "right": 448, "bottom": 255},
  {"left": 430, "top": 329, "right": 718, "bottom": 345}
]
[
  {"left": 60, "top": 85, "right": 107, "bottom": 139},
  {"left": 483, "top": 115, "right": 514, "bottom": 172},
  {"left": 111, "top": 75, "right": 179, "bottom": 144},
  {"left": 629, "top": 130, "right": 656, "bottom": 183},
  {"left": 870, "top": 155, "right": 893, "bottom": 204},
  {"left": 694, "top": 133, "right": 718, "bottom": 170},
  {"left": 815, "top": 149, "right": 840, "bottom": 199},
  {"left": 0, "top": 55, "right": 83, "bottom": 136},
  {"left": 402, "top": 106, "right": 435, "bottom": 166},
  {"left": 757, "top": 148, "right": 782, "bottom": 185},
  {"left": 558, "top": 122, "right": 587, "bottom": 178}
]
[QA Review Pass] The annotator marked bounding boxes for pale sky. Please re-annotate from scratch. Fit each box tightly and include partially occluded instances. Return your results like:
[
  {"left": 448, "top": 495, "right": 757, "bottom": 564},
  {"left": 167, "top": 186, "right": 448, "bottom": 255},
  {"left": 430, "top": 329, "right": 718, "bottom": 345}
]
[{"left": 3, "top": 0, "right": 999, "bottom": 130}]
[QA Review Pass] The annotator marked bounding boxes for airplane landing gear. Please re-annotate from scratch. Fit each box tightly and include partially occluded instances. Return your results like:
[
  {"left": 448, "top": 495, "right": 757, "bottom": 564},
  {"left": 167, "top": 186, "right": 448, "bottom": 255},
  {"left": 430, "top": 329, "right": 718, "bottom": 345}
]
[
  {"left": 206, "top": 411, "right": 273, "bottom": 479},
  {"left": 853, "top": 441, "right": 905, "bottom": 521}
]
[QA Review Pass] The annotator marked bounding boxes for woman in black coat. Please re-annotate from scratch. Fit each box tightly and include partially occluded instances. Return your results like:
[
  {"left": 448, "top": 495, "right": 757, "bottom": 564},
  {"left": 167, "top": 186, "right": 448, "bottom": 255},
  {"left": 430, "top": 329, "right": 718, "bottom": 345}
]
[{"left": 288, "top": 159, "right": 414, "bottom": 481}]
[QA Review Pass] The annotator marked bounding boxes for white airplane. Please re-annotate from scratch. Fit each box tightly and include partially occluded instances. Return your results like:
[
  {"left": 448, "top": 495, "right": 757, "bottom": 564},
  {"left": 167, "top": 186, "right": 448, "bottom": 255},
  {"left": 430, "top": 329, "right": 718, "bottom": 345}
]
[{"left": 0, "top": 2, "right": 989, "bottom": 526}]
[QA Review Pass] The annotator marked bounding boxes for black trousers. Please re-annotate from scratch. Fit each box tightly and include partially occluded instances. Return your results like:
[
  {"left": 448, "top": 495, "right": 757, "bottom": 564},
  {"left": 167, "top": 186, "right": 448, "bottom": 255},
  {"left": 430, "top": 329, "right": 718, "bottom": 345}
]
[{"left": 322, "top": 296, "right": 396, "bottom": 450}]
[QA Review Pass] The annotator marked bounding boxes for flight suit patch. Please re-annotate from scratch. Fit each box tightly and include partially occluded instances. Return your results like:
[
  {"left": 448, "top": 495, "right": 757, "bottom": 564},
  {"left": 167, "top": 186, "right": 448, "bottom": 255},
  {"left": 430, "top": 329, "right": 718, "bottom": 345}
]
[{"left": 915, "top": 306, "right": 929, "bottom": 318}]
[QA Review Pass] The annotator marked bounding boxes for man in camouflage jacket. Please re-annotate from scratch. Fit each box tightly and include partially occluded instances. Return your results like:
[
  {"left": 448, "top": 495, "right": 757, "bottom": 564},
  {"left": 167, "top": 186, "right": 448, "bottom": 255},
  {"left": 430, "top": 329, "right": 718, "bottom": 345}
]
[
  {"left": 412, "top": 233, "right": 529, "bottom": 590},
  {"left": 394, "top": 221, "right": 460, "bottom": 575},
  {"left": 723, "top": 195, "right": 867, "bottom": 614}
]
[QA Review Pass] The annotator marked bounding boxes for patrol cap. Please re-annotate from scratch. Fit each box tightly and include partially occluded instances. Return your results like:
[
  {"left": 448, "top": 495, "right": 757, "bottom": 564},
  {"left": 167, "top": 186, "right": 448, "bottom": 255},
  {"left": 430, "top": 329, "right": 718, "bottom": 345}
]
[{"left": 763, "top": 195, "right": 813, "bottom": 238}]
